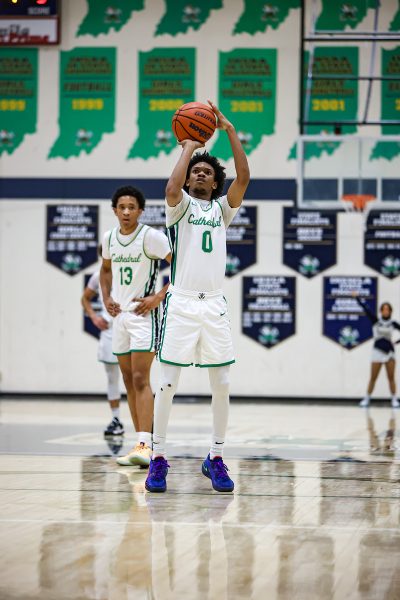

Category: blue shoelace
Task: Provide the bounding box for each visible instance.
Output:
[151,458,169,480]
[211,458,230,480]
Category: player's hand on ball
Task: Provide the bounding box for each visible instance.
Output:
[133,294,162,316]
[179,139,204,151]
[92,315,109,331]
[105,297,121,317]
[207,100,233,131]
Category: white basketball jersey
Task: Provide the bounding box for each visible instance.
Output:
[166,191,239,292]
[106,224,159,311]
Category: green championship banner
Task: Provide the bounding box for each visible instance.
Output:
[370,47,400,161]
[211,49,276,159]
[289,47,358,160]
[316,0,375,31]
[77,0,144,37]
[390,1,400,31]
[128,47,195,160]
[0,48,37,155]
[156,0,222,36]
[49,47,116,159]
[233,0,300,35]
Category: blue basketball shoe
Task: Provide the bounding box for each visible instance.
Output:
[202,454,234,492]
[145,457,169,493]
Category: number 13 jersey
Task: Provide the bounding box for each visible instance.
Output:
[166,190,239,292]
[102,224,170,311]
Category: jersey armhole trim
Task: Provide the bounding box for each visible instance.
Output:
[143,227,158,260]
[108,229,113,251]
[167,198,191,228]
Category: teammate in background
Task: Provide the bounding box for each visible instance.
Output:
[145,100,250,494]
[101,186,171,467]
[81,250,123,438]
[353,293,400,408]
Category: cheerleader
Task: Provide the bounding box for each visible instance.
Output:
[353,293,400,408]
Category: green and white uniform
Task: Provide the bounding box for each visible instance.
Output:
[159,189,239,368]
[102,223,170,355]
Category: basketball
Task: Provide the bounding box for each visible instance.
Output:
[172,101,217,143]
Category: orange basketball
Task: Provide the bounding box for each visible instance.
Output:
[172,101,216,143]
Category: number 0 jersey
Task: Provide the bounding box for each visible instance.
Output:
[102,224,169,311]
[166,190,239,292]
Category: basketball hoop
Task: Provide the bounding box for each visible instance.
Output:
[341,194,376,213]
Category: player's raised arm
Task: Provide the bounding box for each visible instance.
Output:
[166,139,204,207]
[208,100,250,208]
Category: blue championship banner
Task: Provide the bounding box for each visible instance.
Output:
[83,273,100,339]
[46,205,98,275]
[364,210,400,279]
[283,208,337,277]
[323,276,377,349]
[242,276,296,348]
[140,204,169,272]
[226,206,257,277]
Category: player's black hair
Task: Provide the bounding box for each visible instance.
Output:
[380,302,393,315]
[98,243,102,257]
[185,151,226,200]
[111,185,146,209]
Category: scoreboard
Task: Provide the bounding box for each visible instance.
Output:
[0,0,60,45]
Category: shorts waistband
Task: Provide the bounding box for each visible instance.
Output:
[169,284,223,300]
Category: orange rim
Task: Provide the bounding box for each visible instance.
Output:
[341,194,376,211]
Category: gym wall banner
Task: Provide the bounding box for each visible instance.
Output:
[323,276,377,349]
[289,46,358,160]
[0,47,38,155]
[364,210,400,279]
[315,0,375,31]
[83,273,100,339]
[77,0,144,37]
[155,0,222,36]
[128,47,195,159]
[46,205,99,276]
[370,47,400,161]
[283,208,337,278]
[211,48,277,159]
[390,4,400,31]
[140,204,169,271]
[226,206,257,277]
[233,0,300,35]
[48,47,116,158]
[242,276,296,348]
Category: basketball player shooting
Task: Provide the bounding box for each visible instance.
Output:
[145,100,250,493]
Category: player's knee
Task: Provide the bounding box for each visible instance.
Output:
[120,369,133,390]
[159,374,180,391]
[210,367,230,392]
[132,370,148,392]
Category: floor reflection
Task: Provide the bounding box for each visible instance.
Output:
[2,401,400,599]
[366,409,396,456]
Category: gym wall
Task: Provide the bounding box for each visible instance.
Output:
[0,0,399,398]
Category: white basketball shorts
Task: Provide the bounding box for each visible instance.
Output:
[112,306,160,355]
[98,325,118,364]
[158,285,235,368]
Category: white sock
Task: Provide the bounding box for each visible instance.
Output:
[138,431,152,446]
[111,407,120,419]
[152,364,181,458]
[208,366,230,459]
